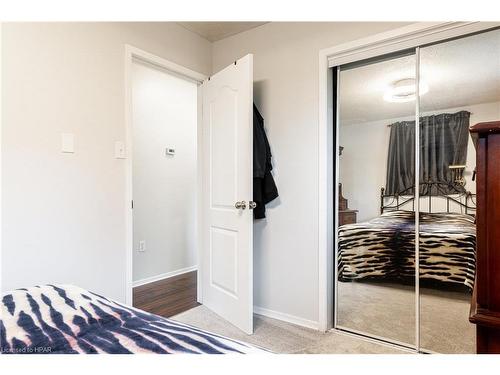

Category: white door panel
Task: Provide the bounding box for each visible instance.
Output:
[210,86,238,208]
[201,55,253,334]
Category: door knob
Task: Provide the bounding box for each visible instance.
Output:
[249,201,257,209]
[235,201,247,210]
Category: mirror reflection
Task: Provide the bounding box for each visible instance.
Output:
[337,52,416,346]
[418,29,500,354]
[336,28,500,353]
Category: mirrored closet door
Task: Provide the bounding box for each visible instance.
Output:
[337,51,417,348]
[418,28,500,354]
[335,27,500,353]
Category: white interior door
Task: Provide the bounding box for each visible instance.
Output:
[201,54,254,334]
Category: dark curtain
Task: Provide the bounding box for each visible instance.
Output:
[385,110,470,196]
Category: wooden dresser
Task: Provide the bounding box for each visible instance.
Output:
[469,121,500,354]
[338,183,358,225]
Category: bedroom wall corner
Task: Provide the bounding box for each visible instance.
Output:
[0,22,211,302]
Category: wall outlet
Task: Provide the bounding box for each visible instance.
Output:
[138,240,146,252]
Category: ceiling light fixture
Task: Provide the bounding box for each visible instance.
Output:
[383,78,429,103]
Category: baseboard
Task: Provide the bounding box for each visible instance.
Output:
[254,305,319,330]
[133,265,197,288]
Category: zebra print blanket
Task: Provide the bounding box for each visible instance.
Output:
[0,285,265,354]
[338,210,476,291]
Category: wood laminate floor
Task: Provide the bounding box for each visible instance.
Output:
[133,271,199,318]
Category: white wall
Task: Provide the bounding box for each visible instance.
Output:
[212,22,411,326]
[132,60,197,283]
[339,117,391,222]
[1,23,211,301]
[340,101,500,221]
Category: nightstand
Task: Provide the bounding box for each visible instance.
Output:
[338,183,358,225]
[339,209,358,225]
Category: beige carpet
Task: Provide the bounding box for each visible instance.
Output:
[172,305,406,354]
[172,282,474,354]
[337,281,475,354]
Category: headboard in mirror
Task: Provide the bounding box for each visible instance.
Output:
[380,181,476,215]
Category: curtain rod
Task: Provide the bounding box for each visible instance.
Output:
[386,111,473,127]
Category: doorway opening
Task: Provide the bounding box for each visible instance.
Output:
[124,46,206,318]
[125,48,256,334]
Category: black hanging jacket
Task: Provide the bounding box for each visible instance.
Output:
[253,104,278,219]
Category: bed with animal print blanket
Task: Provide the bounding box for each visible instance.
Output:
[338,210,476,291]
[0,285,266,354]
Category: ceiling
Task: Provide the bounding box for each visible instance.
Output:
[178,22,268,42]
[340,29,500,125]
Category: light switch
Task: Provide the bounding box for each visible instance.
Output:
[61,133,75,153]
[139,240,146,252]
[115,141,126,159]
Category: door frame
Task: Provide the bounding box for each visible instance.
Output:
[124,45,207,305]
[317,21,500,335]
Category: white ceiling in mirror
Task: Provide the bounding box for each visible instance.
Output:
[339,29,500,126]
[177,22,268,42]
[383,78,429,103]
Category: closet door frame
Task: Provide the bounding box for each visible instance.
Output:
[318,21,500,352]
